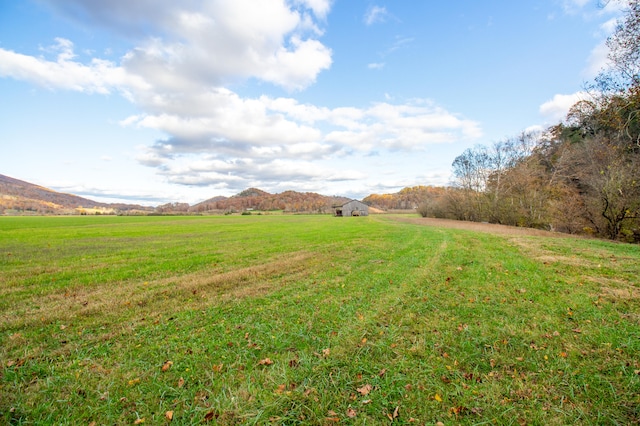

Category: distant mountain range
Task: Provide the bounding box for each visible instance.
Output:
[0,173,442,215]
[0,174,152,214]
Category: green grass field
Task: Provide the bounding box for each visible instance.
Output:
[1,215,639,425]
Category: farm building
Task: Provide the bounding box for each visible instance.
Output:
[333,200,369,217]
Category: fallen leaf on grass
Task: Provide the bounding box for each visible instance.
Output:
[165,411,173,421]
[325,417,340,423]
[322,348,331,357]
[386,406,400,421]
[258,358,273,366]
[378,368,387,377]
[346,407,357,418]
[8,358,25,368]
[357,384,372,396]
[177,377,185,388]
[161,361,173,372]
[212,363,224,372]
[204,410,218,422]
[133,419,145,424]
[434,394,443,402]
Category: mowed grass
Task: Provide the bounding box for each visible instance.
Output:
[0,215,639,425]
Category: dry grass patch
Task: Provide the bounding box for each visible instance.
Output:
[595,278,640,300]
[1,251,319,331]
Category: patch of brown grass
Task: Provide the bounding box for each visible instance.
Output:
[1,251,320,331]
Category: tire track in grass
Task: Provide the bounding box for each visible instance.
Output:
[262,222,454,423]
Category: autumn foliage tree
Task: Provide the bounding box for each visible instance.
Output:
[443,0,640,241]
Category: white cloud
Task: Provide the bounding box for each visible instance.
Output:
[0,41,148,95]
[294,0,333,19]
[562,0,590,14]
[126,92,481,190]
[364,5,388,25]
[368,62,385,70]
[599,16,619,34]
[1,1,483,194]
[584,40,610,78]
[39,0,333,92]
[539,91,590,122]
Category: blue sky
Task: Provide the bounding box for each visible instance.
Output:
[0,0,623,205]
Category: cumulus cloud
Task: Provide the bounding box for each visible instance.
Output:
[294,0,333,19]
[0,38,147,95]
[539,91,590,122]
[1,0,483,193]
[124,89,481,191]
[38,0,332,91]
[584,40,611,78]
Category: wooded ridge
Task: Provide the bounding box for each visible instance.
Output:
[0,173,429,215]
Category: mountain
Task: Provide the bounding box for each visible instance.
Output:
[0,174,152,215]
[1,173,447,216]
[191,188,350,213]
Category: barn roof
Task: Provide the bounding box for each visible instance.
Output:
[333,199,368,207]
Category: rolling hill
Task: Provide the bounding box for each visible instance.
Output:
[190,188,351,213]
[0,174,151,215]
[1,173,445,215]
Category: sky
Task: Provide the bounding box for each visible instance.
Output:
[0,0,625,205]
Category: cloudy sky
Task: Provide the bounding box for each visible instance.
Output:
[0,0,624,205]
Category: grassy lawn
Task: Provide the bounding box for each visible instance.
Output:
[1,215,639,425]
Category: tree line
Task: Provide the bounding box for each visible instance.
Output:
[419,0,640,242]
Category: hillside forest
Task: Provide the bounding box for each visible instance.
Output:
[414,1,640,242]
